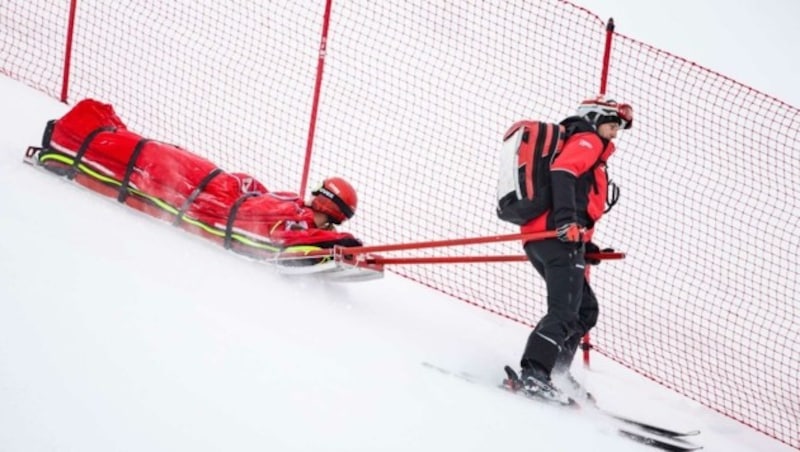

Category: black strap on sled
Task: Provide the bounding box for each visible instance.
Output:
[224,192,260,250]
[117,138,152,203]
[174,167,223,226]
[67,125,117,180]
[41,120,57,148]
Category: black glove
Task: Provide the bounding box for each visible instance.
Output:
[585,241,614,265]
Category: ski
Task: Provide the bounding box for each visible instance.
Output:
[608,413,701,438]
[422,362,703,451]
[617,427,703,451]
[501,365,702,450]
[504,365,703,450]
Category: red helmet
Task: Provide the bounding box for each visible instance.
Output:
[310,177,358,225]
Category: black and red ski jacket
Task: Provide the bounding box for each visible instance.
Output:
[520,116,616,239]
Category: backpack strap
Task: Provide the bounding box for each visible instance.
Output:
[522,122,547,198]
[523,122,561,199]
[542,123,562,158]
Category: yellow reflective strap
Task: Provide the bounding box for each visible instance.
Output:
[282,245,322,255]
[281,245,331,263]
[39,152,283,253]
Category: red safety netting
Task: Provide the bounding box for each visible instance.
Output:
[3,0,798,447]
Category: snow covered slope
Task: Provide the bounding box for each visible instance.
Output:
[0,77,790,451]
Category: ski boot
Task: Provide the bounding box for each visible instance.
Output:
[509,365,575,406]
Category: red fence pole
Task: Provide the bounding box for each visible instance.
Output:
[599,17,615,96]
[581,332,593,367]
[299,0,333,197]
[60,0,78,103]
[585,17,617,368]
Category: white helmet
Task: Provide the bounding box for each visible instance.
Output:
[576,96,633,130]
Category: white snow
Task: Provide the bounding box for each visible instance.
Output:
[2,2,798,450]
[0,75,792,452]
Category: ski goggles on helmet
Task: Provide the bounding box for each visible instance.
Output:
[615,103,633,130]
[578,98,634,130]
[311,186,355,222]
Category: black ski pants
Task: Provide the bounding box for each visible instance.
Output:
[520,239,599,376]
